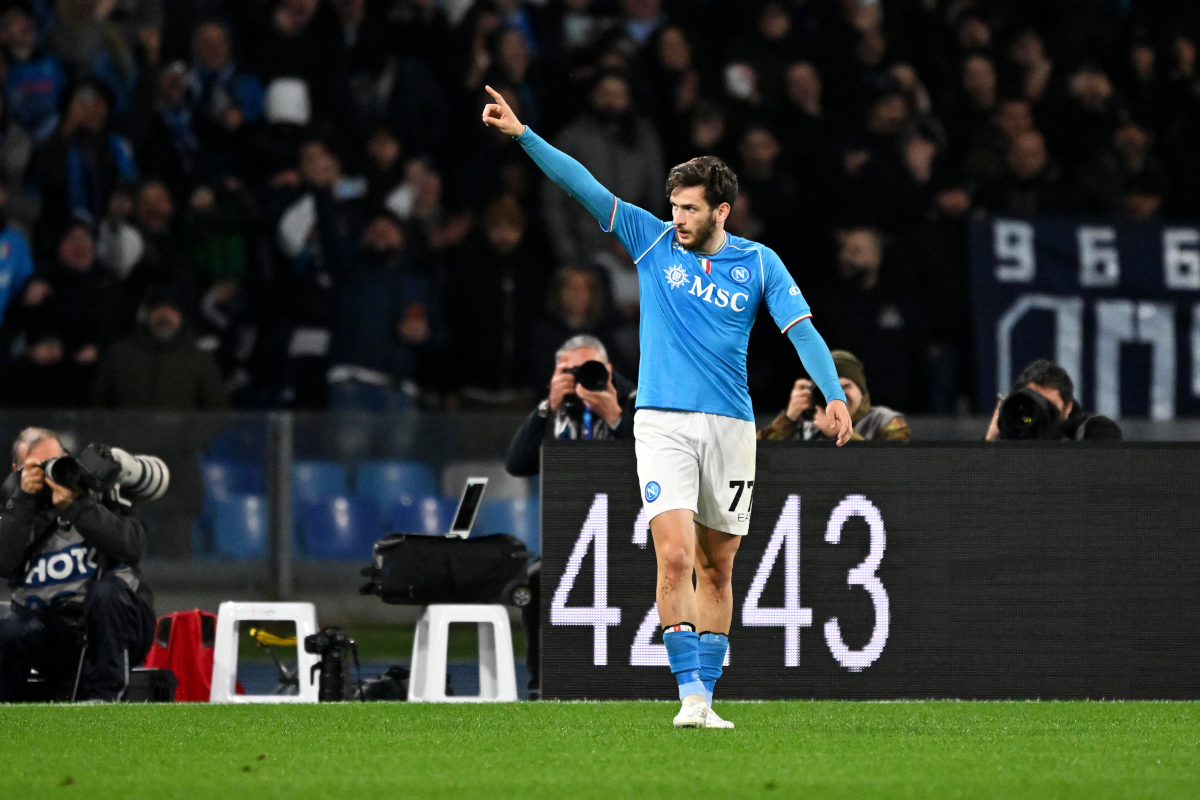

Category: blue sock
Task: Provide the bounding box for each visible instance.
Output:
[662,623,705,701]
[699,632,728,705]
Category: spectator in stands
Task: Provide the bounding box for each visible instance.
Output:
[977,130,1075,214]
[962,98,1035,189]
[1078,121,1169,216]
[542,71,664,264]
[0,93,39,235]
[327,212,445,411]
[736,125,800,263]
[125,61,201,196]
[986,359,1122,441]
[93,284,226,409]
[0,5,66,143]
[9,220,131,383]
[644,26,700,165]
[1047,63,1121,171]
[51,0,144,114]
[31,79,137,242]
[759,350,910,442]
[529,265,621,389]
[186,20,265,140]
[622,0,664,47]
[448,196,548,401]
[813,228,926,411]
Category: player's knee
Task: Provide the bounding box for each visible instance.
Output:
[657,545,692,584]
[699,560,734,593]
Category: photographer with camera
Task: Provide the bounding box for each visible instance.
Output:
[504,334,633,699]
[758,350,911,442]
[505,334,636,477]
[986,359,1122,441]
[0,427,169,702]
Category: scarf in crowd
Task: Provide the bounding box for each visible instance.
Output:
[67,133,137,221]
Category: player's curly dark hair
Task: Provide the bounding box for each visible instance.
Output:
[665,156,739,210]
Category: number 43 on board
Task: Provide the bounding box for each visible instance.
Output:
[550,494,890,672]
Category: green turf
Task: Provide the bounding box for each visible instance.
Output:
[4,702,1199,799]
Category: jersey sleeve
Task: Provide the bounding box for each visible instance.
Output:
[609,199,672,266]
[516,127,669,265]
[760,247,812,333]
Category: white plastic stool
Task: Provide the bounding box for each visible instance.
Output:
[408,604,518,702]
[210,601,319,703]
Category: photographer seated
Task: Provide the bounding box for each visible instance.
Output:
[505,334,636,477]
[758,350,911,442]
[0,428,161,702]
[986,359,1122,441]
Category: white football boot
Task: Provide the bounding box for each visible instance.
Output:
[672,694,710,727]
[702,705,735,728]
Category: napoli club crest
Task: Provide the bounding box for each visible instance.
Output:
[729,265,751,284]
[645,481,661,502]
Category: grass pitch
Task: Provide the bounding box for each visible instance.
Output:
[5,701,1199,799]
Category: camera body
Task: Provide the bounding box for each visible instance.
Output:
[304,627,358,702]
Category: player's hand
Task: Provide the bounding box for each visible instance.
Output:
[784,379,814,422]
[576,371,622,428]
[826,399,853,446]
[20,458,45,496]
[482,85,526,137]
[547,369,576,412]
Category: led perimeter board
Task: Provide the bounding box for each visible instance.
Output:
[540,441,1200,700]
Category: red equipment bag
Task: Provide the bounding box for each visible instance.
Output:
[143,609,240,702]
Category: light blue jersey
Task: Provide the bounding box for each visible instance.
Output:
[607,200,812,420]
[516,127,845,422]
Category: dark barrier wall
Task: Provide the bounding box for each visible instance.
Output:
[541,441,1200,700]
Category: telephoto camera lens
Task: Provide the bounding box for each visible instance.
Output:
[41,457,85,491]
[567,360,610,392]
[997,388,1061,440]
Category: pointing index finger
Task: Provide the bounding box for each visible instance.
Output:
[484,85,506,105]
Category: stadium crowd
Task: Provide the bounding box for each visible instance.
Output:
[0,0,1196,415]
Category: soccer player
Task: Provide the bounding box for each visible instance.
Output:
[482,86,851,727]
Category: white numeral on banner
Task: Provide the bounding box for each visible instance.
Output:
[550,493,621,665]
[741,495,812,667]
[823,495,889,672]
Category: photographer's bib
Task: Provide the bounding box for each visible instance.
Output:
[11,522,139,611]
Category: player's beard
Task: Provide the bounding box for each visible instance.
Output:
[677,211,719,252]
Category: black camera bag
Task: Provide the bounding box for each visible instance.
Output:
[360,533,535,606]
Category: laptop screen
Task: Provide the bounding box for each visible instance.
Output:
[448,478,488,537]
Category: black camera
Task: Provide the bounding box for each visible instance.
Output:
[561,360,610,417]
[304,626,360,702]
[41,444,122,493]
[799,383,827,422]
[997,388,1063,440]
[566,360,609,392]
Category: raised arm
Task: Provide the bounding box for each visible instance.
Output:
[482,86,614,228]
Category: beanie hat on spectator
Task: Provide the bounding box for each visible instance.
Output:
[830,350,867,395]
[264,78,311,126]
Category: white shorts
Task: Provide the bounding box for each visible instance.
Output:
[634,409,757,536]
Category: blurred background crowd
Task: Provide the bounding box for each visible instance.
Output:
[0,0,1197,417]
